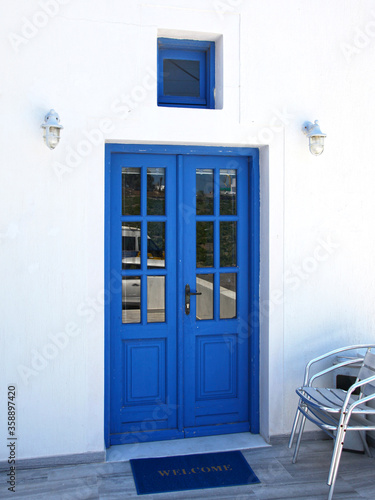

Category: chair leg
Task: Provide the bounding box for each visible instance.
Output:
[288,406,302,449]
[292,410,307,464]
[328,476,338,500]
[328,426,344,485]
[328,419,351,500]
[327,428,346,500]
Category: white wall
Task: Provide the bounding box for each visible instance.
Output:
[1,0,375,459]
[240,0,375,437]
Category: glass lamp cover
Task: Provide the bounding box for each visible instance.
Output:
[309,136,324,156]
[46,127,60,149]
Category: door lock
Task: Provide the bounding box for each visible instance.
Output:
[185,284,202,315]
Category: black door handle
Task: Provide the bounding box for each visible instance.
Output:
[185,284,202,315]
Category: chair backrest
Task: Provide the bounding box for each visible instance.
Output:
[357,348,375,398]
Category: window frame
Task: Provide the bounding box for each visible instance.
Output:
[157,38,215,109]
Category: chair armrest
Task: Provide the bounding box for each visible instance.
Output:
[302,344,375,386]
[343,374,375,415]
[308,358,364,386]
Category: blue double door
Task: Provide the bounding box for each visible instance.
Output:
[108,148,258,444]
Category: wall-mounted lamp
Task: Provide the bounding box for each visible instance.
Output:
[41,109,63,149]
[302,120,326,156]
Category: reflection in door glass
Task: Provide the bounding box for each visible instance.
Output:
[147,222,165,269]
[220,221,237,267]
[196,221,214,268]
[122,222,141,270]
[122,168,141,215]
[196,274,214,320]
[122,276,141,323]
[220,273,236,319]
[220,169,237,215]
[196,169,214,215]
[147,276,165,323]
[147,168,165,215]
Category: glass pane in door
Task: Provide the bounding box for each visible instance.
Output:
[220,221,237,267]
[122,168,141,215]
[122,222,141,270]
[122,276,141,323]
[147,222,165,269]
[147,276,165,323]
[196,221,214,268]
[220,273,237,319]
[220,169,237,215]
[196,169,214,215]
[196,274,214,320]
[147,168,165,215]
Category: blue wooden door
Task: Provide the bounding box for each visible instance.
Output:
[109,153,182,443]
[107,147,258,445]
[182,155,250,435]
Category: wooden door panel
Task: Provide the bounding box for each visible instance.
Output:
[109,153,180,442]
[182,155,250,433]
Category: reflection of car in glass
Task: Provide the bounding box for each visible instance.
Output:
[122,226,165,268]
[122,277,141,309]
[122,226,165,309]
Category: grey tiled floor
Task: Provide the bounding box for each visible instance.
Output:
[1,439,375,499]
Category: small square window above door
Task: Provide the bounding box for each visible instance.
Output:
[157,38,215,109]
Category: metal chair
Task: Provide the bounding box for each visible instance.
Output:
[288,344,375,500]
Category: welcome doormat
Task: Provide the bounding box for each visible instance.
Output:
[130,450,260,495]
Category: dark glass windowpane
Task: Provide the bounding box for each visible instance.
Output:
[122,223,141,270]
[122,168,141,215]
[147,168,165,215]
[196,221,214,268]
[147,222,165,269]
[220,169,237,215]
[196,169,214,215]
[220,221,237,267]
[163,59,200,97]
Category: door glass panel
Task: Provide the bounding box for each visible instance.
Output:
[196,221,214,268]
[122,222,141,270]
[147,222,165,269]
[220,221,237,267]
[163,59,200,97]
[122,276,141,323]
[147,276,165,323]
[220,169,237,215]
[196,274,214,320]
[196,169,214,215]
[220,273,236,319]
[122,168,141,215]
[147,168,165,215]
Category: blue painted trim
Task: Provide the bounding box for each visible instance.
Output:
[184,422,250,438]
[106,144,258,157]
[207,42,215,109]
[157,38,215,109]
[104,145,112,448]
[177,155,184,433]
[249,150,260,434]
[110,429,184,445]
[158,38,214,51]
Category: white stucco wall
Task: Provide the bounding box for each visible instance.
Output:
[1,0,375,460]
